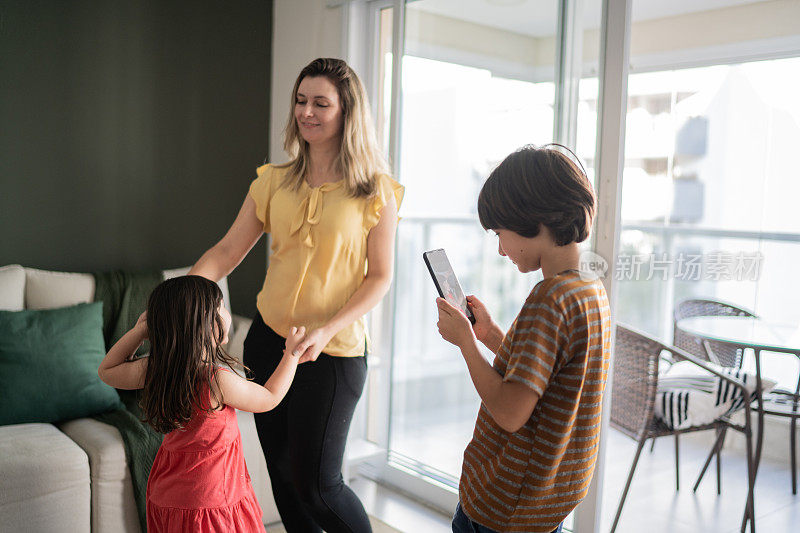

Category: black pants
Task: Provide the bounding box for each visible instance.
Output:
[243,313,371,533]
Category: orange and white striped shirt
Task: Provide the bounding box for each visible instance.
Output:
[460,270,611,532]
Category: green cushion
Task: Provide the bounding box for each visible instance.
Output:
[0,302,122,426]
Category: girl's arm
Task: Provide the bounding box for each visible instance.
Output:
[294,195,399,362]
[98,313,149,390]
[213,327,305,413]
[189,195,265,282]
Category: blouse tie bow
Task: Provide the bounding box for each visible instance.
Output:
[290,184,332,247]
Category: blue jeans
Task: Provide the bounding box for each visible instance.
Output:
[452,502,564,533]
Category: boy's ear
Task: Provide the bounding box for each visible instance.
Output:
[537,223,551,240]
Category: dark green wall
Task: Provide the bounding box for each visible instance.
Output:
[0,0,272,316]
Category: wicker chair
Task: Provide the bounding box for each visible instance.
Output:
[673,298,756,367]
[610,324,756,533]
[760,384,800,494]
[670,299,758,493]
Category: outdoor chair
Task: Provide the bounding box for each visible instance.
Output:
[673,298,756,367]
[610,324,756,533]
[668,298,756,491]
[692,338,800,496]
[759,384,800,493]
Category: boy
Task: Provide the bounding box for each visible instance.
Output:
[436,145,611,533]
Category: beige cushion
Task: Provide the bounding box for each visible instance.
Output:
[0,264,25,311]
[227,314,252,364]
[24,267,95,310]
[58,418,140,533]
[237,409,280,524]
[163,266,232,314]
[19,266,231,313]
[0,423,90,532]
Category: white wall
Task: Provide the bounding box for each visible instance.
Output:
[269,0,346,164]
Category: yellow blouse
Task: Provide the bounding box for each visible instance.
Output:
[248,164,404,356]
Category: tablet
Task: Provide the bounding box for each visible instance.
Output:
[423,248,476,324]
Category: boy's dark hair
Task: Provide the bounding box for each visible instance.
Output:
[477,144,596,246]
[140,275,240,434]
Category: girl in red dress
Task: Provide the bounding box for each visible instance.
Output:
[98,275,305,532]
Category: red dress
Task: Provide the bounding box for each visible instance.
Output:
[146,376,264,532]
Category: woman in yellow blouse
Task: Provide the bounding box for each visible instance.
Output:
[189,58,402,532]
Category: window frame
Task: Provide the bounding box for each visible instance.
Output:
[342,2,630,532]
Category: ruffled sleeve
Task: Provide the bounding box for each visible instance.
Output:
[365,174,404,231]
[248,164,274,232]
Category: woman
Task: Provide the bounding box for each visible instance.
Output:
[188,58,403,532]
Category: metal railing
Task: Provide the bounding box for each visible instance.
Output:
[399,214,800,341]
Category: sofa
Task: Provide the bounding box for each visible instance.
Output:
[0,264,280,531]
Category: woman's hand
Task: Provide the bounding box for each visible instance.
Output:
[436,298,476,349]
[284,326,307,360]
[293,327,333,364]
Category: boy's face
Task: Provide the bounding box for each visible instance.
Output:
[494,227,551,273]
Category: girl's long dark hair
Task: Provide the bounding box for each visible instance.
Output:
[140,275,240,434]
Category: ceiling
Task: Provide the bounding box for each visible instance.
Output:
[410,0,770,37]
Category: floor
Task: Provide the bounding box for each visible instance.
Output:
[351,477,454,532]
[263,477,449,533]
[266,428,798,532]
[266,511,405,533]
[598,428,798,533]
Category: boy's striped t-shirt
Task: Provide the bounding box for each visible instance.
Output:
[460,270,611,532]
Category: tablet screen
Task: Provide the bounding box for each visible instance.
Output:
[423,249,475,323]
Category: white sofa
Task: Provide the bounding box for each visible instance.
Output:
[0,264,280,532]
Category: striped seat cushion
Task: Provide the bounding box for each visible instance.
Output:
[654,361,776,430]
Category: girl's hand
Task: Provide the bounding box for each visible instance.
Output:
[466,295,496,344]
[293,327,334,364]
[284,326,306,360]
[436,298,476,349]
[134,311,148,333]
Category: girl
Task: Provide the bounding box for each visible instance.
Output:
[98,275,305,532]
[187,57,402,532]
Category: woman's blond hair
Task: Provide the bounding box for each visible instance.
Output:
[278,58,390,197]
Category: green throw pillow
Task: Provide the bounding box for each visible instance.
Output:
[0,302,122,426]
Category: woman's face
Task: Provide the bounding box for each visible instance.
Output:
[294,76,343,146]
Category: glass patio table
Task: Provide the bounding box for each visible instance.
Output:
[677,315,800,531]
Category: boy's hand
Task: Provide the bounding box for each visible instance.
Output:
[466,295,496,344]
[436,298,476,349]
[284,326,307,360]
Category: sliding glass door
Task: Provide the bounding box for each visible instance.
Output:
[357,2,604,526]
[389,0,560,487]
